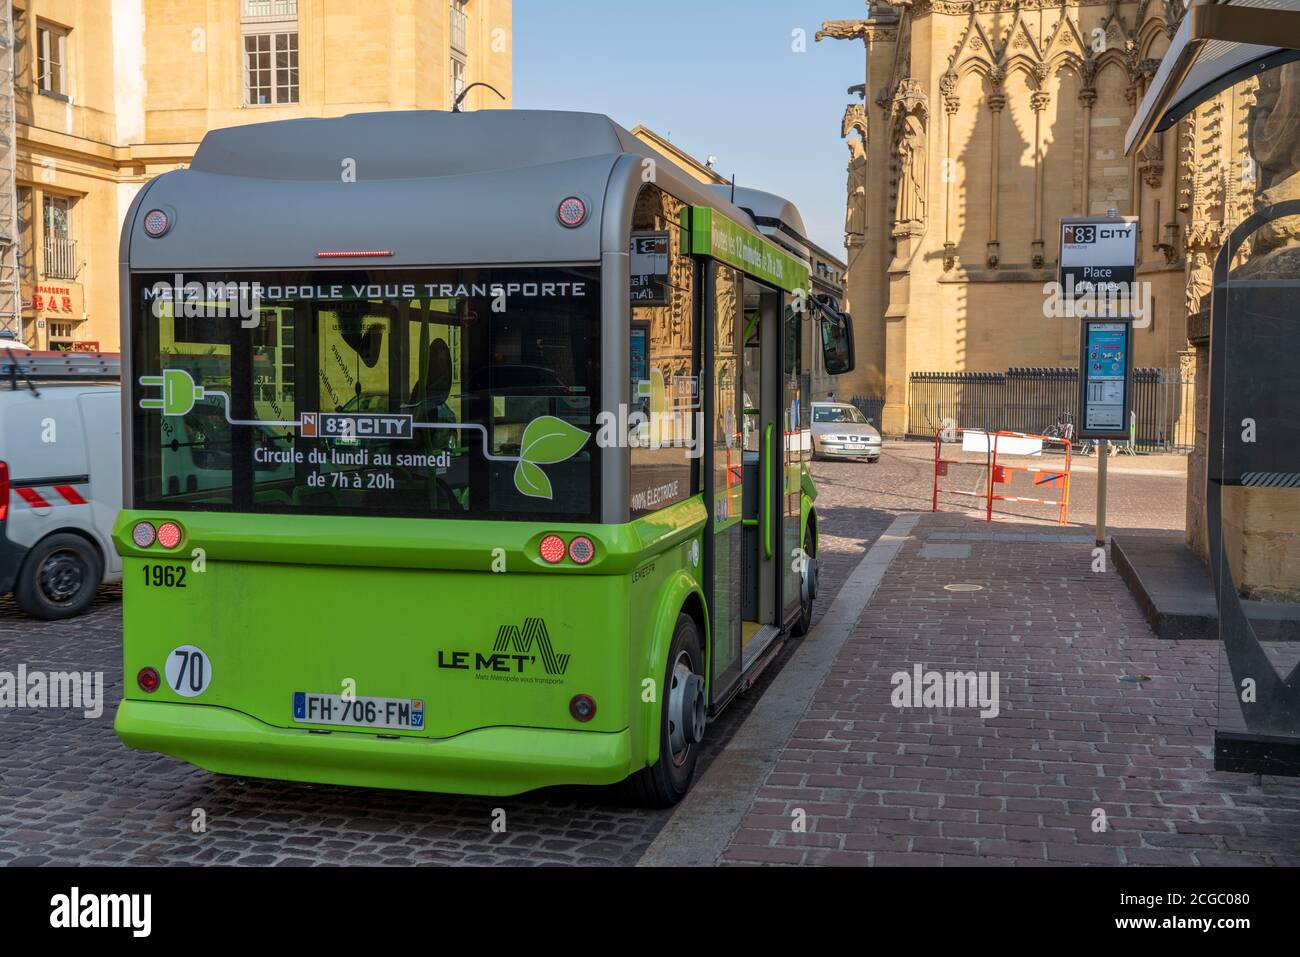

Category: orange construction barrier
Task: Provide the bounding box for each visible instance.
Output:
[932,428,1072,525]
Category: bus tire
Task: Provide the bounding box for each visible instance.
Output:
[621,613,705,807]
[13,532,104,621]
[790,527,816,637]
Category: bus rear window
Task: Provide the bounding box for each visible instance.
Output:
[130,268,601,521]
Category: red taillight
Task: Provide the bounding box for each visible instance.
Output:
[539,534,566,564]
[156,521,183,549]
[137,667,160,693]
[568,535,595,564]
[315,249,393,258]
[557,196,587,228]
[142,208,170,237]
[569,694,597,722]
[0,460,8,522]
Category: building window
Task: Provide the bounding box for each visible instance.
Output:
[450,56,467,108]
[242,0,297,20]
[36,20,67,99]
[43,194,77,280]
[450,0,468,54]
[48,321,76,339]
[242,1,298,105]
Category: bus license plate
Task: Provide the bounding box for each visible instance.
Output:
[292,692,424,731]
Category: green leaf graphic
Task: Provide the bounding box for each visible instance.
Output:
[519,416,589,465]
[514,459,553,499]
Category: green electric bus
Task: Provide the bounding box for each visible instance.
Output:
[113,109,855,805]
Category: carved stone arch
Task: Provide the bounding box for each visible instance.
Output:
[1095,0,1136,53]
[1000,53,1045,91]
[1002,11,1044,62]
[842,102,869,142]
[1137,12,1172,58]
[948,13,998,75]
[1047,48,1086,79]
[952,55,996,103]
[1046,13,1089,63]
[1093,47,1132,82]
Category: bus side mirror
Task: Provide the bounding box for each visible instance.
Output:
[821,311,855,375]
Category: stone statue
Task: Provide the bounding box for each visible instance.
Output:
[895,113,926,227]
[1186,251,1212,318]
[846,138,867,241]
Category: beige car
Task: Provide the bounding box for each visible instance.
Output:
[811,402,881,461]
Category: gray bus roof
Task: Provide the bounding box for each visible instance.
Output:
[122,109,796,273]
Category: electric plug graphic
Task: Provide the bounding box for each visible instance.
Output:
[139,368,205,416]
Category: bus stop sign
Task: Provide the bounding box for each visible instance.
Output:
[1078,318,1134,440]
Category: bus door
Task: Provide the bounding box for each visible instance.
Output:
[739,278,783,671]
[781,292,810,624]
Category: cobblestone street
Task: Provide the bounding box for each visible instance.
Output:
[1,442,1255,867]
[0,448,922,867]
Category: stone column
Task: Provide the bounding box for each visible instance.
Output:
[1031,89,1051,268]
[987,84,1006,268]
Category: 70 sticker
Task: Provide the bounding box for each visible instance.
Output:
[165,645,212,697]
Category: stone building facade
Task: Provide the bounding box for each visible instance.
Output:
[818,0,1251,441]
[6,0,511,352]
[820,0,1286,580]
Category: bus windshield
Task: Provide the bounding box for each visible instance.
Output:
[129,267,601,520]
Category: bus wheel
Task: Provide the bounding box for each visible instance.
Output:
[621,613,705,808]
[14,533,104,621]
[791,529,818,637]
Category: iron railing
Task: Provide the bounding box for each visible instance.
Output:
[907,367,1195,452]
[849,395,886,428]
[43,235,76,279]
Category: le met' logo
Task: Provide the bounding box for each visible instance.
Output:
[437,617,571,682]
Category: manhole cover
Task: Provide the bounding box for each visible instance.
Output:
[944,583,984,592]
[1119,674,1153,683]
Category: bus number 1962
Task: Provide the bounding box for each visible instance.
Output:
[142,564,187,588]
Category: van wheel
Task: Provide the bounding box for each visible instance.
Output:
[14,533,103,620]
[620,614,705,807]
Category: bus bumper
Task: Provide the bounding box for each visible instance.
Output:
[115,700,634,796]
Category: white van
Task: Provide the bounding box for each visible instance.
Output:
[0,351,122,619]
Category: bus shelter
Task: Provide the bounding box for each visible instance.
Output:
[1129,1,1300,775]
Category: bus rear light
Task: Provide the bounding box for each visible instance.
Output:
[315,249,393,259]
[137,667,160,693]
[156,521,183,549]
[131,521,156,548]
[569,694,597,722]
[568,536,595,564]
[539,534,566,564]
[142,208,171,237]
[0,460,8,522]
[557,196,587,228]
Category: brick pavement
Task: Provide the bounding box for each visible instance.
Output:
[720,510,1300,866]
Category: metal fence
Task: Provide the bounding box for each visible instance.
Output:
[907,367,1195,452]
[849,394,886,427]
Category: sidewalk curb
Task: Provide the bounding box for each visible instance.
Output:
[636,512,920,867]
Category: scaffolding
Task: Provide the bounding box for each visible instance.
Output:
[0,1,19,345]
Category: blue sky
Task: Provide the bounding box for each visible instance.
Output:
[513,1,869,260]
